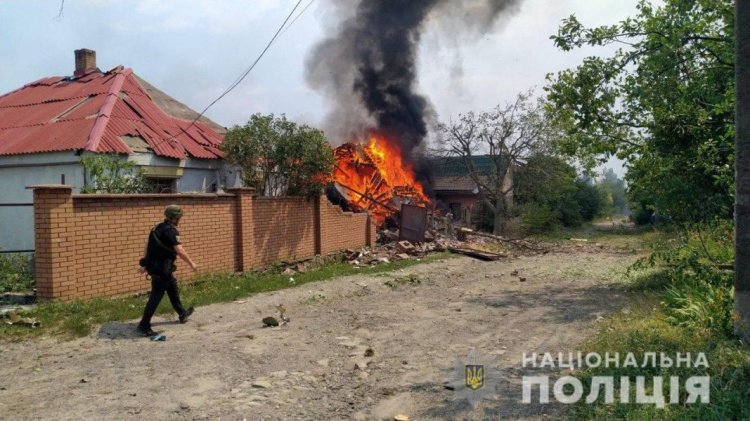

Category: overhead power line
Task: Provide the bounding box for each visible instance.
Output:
[151,0,307,150]
[279,0,316,39]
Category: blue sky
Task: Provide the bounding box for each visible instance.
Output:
[0,0,641,175]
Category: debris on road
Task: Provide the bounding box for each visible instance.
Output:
[1,292,35,305]
[277,304,290,323]
[262,316,280,327]
[397,240,415,254]
[2,312,40,328]
[448,247,506,261]
[263,304,290,327]
[252,380,272,389]
[264,222,549,278]
[353,360,370,370]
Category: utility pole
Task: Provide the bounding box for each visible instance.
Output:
[735,0,750,342]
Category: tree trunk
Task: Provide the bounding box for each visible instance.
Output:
[735,0,750,342]
[493,199,507,235]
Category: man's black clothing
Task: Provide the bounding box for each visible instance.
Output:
[138,275,186,330]
[138,220,187,330]
[146,221,179,266]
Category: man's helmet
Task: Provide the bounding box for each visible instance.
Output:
[164,204,183,219]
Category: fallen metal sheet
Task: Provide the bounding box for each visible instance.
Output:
[399,204,427,243]
[447,247,506,261]
[2,311,40,327]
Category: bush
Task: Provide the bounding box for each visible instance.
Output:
[630,205,653,225]
[0,253,34,292]
[557,194,584,227]
[574,179,603,221]
[221,113,334,197]
[79,154,152,194]
[571,220,747,420]
[632,220,734,338]
[520,203,558,234]
[662,280,733,337]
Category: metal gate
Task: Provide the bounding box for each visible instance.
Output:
[0,203,34,253]
[399,204,427,243]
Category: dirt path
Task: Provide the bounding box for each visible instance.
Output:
[0,246,637,420]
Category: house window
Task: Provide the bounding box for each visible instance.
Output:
[149,178,176,193]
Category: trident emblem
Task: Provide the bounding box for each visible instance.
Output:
[465,364,485,391]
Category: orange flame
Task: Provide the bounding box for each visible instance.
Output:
[332,136,430,225]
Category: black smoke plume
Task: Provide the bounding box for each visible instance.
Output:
[306,0,522,189]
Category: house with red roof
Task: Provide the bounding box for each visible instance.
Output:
[0,49,235,252]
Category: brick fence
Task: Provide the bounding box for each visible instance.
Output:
[29,185,375,301]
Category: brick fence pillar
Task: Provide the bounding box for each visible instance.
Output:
[314,196,322,255]
[27,185,76,300]
[366,213,373,247]
[228,187,256,272]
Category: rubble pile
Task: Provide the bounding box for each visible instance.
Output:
[341,227,544,267]
[267,226,546,276]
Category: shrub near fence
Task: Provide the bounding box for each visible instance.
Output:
[29,185,375,301]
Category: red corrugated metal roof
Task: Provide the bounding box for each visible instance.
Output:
[0,66,224,158]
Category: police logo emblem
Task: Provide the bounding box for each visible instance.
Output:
[465,364,485,391]
[449,348,502,408]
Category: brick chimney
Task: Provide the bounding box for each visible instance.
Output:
[74,48,96,76]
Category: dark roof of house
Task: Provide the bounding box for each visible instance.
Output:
[433,175,480,193]
[432,155,506,193]
[0,66,225,159]
[432,155,500,177]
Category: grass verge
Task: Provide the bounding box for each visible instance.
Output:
[530,224,663,249]
[567,270,750,420]
[0,252,451,342]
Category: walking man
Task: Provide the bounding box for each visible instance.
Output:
[136,205,197,336]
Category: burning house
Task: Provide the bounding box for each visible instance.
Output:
[331,137,431,226]
[307,1,521,227]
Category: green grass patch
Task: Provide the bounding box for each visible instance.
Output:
[529,224,665,251]
[0,252,451,342]
[383,274,421,289]
[568,270,750,420]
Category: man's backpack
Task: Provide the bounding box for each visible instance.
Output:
[140,224,177,277]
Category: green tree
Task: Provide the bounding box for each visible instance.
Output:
[515,154,605,231]
[220,113,335,198]
[545,0,734,224]
[80,154,152,194]
[437,91,555,235]
[516,154,580,227]
[597,168,628,216]
[574,178,604,222]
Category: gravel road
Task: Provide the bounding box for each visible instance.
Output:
[0,245,636,420]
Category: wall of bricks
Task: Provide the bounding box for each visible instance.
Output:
[250,197,317,267]
[30,185,375,301]
[319,197,375,255]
